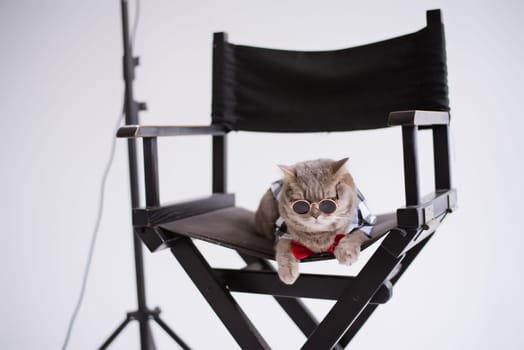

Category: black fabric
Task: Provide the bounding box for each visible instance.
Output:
[212,11,448,132]
[159,207,397,261]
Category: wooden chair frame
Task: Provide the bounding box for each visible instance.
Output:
[108,3,456,348]
[117,109,456,349]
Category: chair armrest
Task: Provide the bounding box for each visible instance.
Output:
[389,109,453,207]
[381,189,457,258]
[123,124,231,226]
[117,124,227,138]
[133,194,235,227]
[388,110,450,126]
[396,189,457,229]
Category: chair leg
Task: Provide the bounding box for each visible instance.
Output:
[337,232,435,347]
[168,233,434,349]
[238,254,346,350]
[388,232,433,286]
[301,247,402,350]
[273,298,345,350]
[170,238,270,350]
[274,297,317,336]
[337,304,379,347]
[239,255,318,334]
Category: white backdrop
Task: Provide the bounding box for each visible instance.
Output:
[2,0,523,349]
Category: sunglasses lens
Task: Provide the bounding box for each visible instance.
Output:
[292,200,310,214]
[319,200,337,214]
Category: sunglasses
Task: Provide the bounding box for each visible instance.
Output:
[289,198,338,215]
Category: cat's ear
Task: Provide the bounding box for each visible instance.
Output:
[332,157,349,175]
[278,164,296,178]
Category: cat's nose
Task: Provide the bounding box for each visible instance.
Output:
[311,203,320,219]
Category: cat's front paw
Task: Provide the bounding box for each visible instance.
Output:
[277,258,299,284]
[334,235,361,265]
[275,239,300,284]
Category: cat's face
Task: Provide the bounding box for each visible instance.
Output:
[278,158,357,234]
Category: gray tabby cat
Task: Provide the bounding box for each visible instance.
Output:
[254,158,369,284]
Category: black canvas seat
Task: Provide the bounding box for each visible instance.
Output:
[112,8,457,350]
[155,207,397,261]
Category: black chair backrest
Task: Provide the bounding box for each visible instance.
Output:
[211,9,448,133]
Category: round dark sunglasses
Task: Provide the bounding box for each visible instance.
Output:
[289,198,338,215]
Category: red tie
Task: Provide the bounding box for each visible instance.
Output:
[290,234,346,260]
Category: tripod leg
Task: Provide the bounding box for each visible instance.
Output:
[99,315,133,350]
[152,312,192,350]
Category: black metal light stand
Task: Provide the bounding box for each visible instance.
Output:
[99,1,190,349]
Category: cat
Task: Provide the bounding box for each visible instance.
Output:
[254,158,372,284]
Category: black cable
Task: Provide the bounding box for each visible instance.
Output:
[61,1,140,349]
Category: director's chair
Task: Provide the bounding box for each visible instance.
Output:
[116,8,456,349]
